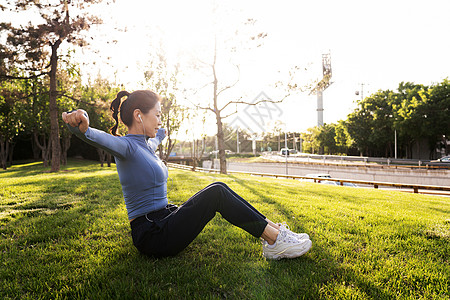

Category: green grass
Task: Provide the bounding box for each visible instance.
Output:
[1,160,449,299]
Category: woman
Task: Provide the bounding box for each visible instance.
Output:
[62,90,312,259]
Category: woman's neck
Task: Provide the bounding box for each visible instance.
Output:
[127,125,143,135]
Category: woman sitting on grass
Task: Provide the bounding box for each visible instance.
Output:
[62,90,312,259]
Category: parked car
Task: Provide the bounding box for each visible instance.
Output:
[210,150,233,155]
[305,173,331,179]
[280,148,290,156]
[301,173,331,183]
[432,155,450,163]
[320,180,358,187]
[428,155,450,169]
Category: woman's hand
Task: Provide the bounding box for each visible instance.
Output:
[62,109,89,134]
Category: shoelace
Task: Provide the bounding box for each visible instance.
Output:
[279,222,291,231]
[279,222,299,238]
[279,222,307,238]
[277,229,298,244]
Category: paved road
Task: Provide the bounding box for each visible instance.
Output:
[204,159,450,187]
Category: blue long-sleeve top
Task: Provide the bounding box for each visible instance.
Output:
[67,120,168,220]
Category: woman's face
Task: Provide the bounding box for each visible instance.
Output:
[141,102,162,138]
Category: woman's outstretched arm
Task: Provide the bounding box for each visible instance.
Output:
[62,109,129,160]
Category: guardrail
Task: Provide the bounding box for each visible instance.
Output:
[264,154,450,170]
[167,163,450,195]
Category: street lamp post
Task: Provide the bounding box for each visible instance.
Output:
[394,129,397,159]
[389,114,398,159]
[285,131,288,175]
[236,128,239,154]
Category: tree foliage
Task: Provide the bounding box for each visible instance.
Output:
[1,0,104,171]
[0,80,25,169]
[344,80,449,158]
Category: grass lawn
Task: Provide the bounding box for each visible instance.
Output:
[1,160,449,299]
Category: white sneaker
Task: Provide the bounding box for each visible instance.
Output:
[278,222,310,240]
[262,230,312,260]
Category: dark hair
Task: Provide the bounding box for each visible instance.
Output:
[110,90,161,136]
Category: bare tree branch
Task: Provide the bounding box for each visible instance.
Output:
[193,103,215,113]
[218,96,242,112]
[220,93,290,112]
[183,96,215,113]
[196,58,212,68]
[191,81,214,95]
[217,65,240,97]
[222,110,238,119]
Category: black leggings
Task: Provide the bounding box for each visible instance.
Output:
[130,182,268,257]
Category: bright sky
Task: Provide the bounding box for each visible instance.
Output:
[4,0,450,137]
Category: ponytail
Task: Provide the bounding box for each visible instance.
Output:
[110,90,130,136]
[109,90,160,136]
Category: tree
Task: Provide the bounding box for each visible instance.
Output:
[316,123,340,155]
[1,0,103,172]
[16,53,81,167]
[345,106,370,156]
[393,82,429,158]
[55,54,83,165]
[364,90,395,157]
[203,41,298,173]
[0,80,23,169]
[344,80,448,159]
[29,78,52,167]
[421,78,450,157]
[301,127,321,154]
[334,120,354,155]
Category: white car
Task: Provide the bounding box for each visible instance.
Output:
[305,173,331,179]
[279,148,290,156]
[320,180,358,187]
[300,173,331,183]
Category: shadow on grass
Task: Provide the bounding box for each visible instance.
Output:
[225,174,396,299]
[1,171,124,244]
[0,161,47,178]
[0,159,113,179]
[0,165,132,298]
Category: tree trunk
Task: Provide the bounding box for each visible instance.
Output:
[163,138,176,163]
[34,132,51,167]
[31,93,40,161]
[192,140,197,171]
[106,152,112,167]
[8,141,14,167]
[97,148,106,167]
[49,41,62,172]
[96,150,113,167]
[212,51,227,174]
[60,135,71,166]
[216,111,227,174]
[0,138,8,170]
[31,134,41,161]
[162,103,171,162]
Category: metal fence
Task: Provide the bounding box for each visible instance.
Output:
[167,163,450,196]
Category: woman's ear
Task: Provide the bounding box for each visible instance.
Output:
[133,109,142,123]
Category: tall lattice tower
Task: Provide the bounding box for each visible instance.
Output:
[310,53,333,126]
